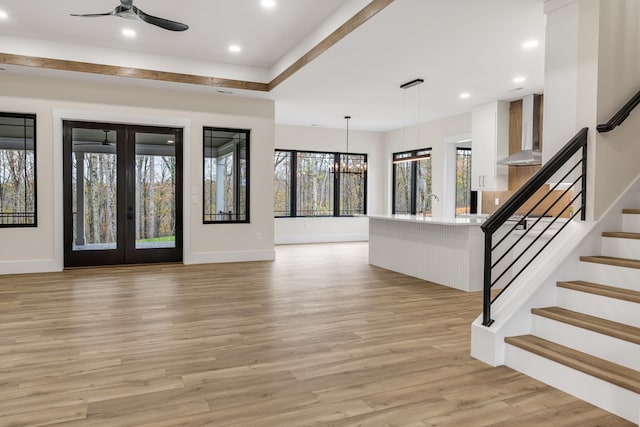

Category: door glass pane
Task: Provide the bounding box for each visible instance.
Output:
[135,132,176,249]
[71,129,117,251]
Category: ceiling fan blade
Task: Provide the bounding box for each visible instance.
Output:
[70,12,114,18]
[133,6,189,31]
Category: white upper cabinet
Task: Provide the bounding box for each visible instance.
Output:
[471,101,509,191]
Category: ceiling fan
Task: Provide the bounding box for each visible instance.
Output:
[101,130,115,146]
[71,0,189,32]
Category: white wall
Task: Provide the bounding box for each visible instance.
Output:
[274,124,384,244]
[543,0,579,164]
[0,73,275,274]
[383,113,472,217]
[591,0,640,219]
[544,0,640,220]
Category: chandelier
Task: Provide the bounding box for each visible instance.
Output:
[331,115,366,174]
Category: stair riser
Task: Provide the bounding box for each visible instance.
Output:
[557,288,640,327]
[532,315,640,370]
[579,262,640,292]
[622,213,640,233]
[505,344,639,424]
[601,237,640,259]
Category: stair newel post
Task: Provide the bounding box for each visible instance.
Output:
[482,230,494,326]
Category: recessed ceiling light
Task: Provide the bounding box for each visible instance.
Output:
[522,40,539,49]
[513,76,526,84]
[261,0,276,8]
[228,44,242,53]
[0,10,8,20]
[459,93,470,99]
[122,28,136,38]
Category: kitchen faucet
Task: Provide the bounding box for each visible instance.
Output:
[422,193,439,215]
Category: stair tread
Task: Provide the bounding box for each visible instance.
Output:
[557,280,640,304]
[505,335,640,394]
[602,231,640,240]
[532,306,640,345]
[580,255,640,269]
[622,209,640,214]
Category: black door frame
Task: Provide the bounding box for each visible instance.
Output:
[63,120,183,267]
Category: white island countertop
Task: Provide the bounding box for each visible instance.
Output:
[368,214,486,291]
[368,214,486,226]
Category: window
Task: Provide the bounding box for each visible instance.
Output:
[0,113,37,227]
[273,150,292,217]
[273,150,367,217]
[296,151,334,216]
[456,147,476,215]
[392,149,432,215]
[339,153,367,216]
[203,127,249,223]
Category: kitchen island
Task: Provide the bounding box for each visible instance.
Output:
[368,214,486,292]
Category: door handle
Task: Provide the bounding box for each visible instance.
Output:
[127,207,134,220]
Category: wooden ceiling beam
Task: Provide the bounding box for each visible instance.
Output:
[0,0,396,93]
[0,53,270,92]
[267,0,395,91]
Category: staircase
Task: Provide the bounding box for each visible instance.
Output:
[504,209,640,424]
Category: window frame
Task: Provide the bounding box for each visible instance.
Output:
[455,147,477,215]
[391,148,432,216]
[0,112,37,228]
[202,126,250,224]
[337,152,368,217]
[274,149,368,218]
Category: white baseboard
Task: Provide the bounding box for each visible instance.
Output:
[274,233,368,245]
[185,249,276,264]
[0,259,62,275]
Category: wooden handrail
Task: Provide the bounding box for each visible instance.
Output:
[596,89,640,133]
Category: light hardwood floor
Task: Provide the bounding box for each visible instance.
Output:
[0,243,632,426]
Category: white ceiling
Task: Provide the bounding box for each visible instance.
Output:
[0,0,547,132]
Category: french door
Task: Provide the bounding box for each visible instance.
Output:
[63,121,183,267]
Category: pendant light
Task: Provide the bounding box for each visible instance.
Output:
[393,78,425,164]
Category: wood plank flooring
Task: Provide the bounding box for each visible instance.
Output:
[0,242,632,426]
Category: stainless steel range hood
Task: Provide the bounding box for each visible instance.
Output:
[498,94,542,166]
